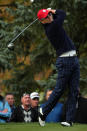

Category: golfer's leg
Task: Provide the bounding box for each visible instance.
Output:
[42,60,70,117]
[66,59,80,122]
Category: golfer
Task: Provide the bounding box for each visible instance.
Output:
[37,9,80,127]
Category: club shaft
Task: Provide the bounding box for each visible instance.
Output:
[9,18,38,44]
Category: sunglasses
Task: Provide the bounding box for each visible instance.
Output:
[32,97,39,100]
[40,16,49,21]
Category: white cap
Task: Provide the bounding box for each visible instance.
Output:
[30,92,39,99]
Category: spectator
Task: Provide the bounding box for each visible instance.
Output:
[74,93,87,124]
[45,89,53,101]
[10,93,38,122]
[30,92,39,108]
[5,93,15,113]
[41,89,63,123]
[62,93,87,124]
[0,88,11,123]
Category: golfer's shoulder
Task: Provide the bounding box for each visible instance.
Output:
[55,9,66,15]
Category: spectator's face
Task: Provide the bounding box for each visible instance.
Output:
[30,98,39,108]
[5,95,15,107]
[45,90,53,100]
[21,95,30,106]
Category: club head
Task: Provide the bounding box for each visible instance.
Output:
[8,43,14,51]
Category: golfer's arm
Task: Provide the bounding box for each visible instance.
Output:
[53,9,66,27]
[49,9,56,14]
[47,9,66,16]
[56,9,66,21]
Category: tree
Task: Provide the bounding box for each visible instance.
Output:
[0,0,87,103]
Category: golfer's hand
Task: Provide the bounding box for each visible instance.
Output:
[47,8,56,14]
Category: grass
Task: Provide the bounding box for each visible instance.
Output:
[0,123,87,131]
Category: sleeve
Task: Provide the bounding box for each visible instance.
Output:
[50,9,66,29]
[32,107,38,122]
[0,101,11,118]
[10,106,24,122]
[10,108,17,122]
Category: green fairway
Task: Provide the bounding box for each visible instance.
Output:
[0,123,87,131]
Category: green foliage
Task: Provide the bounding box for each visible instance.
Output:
[0,0,87,103]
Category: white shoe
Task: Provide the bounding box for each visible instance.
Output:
[38,116,45,126]
[38,108,45,127]
[61,121,73,127]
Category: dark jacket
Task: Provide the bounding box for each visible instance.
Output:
[62,96,87,124]
[43,10,76,56]
[75,96,87,124]
[10,105,38,122]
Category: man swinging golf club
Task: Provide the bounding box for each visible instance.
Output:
[37,8,80,127]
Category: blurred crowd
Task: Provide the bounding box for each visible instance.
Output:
[0,88,87,124]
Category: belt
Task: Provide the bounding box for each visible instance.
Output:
[59,50,77,57]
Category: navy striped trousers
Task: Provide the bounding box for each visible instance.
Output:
[42,56,80,122]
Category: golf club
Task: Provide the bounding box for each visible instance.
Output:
[8,18,38,50]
